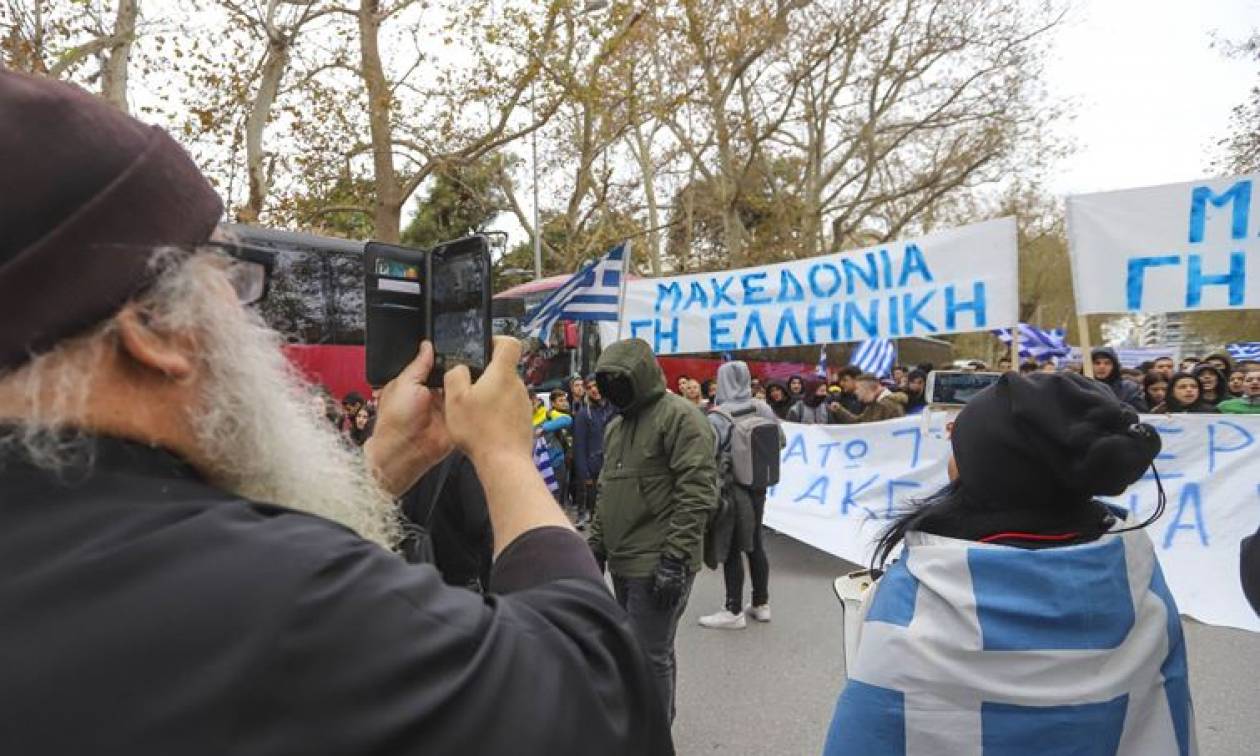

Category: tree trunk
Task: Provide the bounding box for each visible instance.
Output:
[631,123,662,275]
[100,0,138,112]
[358,0,401,242]
[239,35,290,224]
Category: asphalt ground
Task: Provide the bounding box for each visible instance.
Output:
[669,531,1260,756]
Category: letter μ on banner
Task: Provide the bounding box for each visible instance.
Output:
[1066,173,1260,315]
[615,218,1018,356]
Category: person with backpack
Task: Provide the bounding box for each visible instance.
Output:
[698,362,786,630]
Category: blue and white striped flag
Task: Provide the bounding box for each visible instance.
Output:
[851,338,896,378]
[533,435,560,495]
[816,345,828,378]
[523,242,627,344]
[825,522,1194,755]
[993,323,1071,361]
[1226,342,1260,363]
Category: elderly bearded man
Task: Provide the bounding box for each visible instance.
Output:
[0,71,670,755]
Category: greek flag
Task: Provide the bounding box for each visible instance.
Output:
[533,435,560,495]
[825,522,1195,755]
[1227,342,1260,363]
[522,243,626,344]
[851,339,896,378]
[816,345,828,378]
[993,323,1071,361]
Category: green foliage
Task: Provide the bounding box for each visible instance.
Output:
[401,158,509,249]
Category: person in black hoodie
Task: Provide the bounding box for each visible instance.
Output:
[1192,363,1229,406]
[1089,347,1147,411]
[765,380,794,420]
[787,375,806,402]
[1151,372,1219,414]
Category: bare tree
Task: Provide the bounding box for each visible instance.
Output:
[3,0,142,111]
[348,0,575,241]
[783,0,1065,255]
[204,0,350,222]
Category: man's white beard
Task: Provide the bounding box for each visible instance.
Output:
[191,294,401,550]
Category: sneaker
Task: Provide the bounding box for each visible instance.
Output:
[698,609,747,629]
[745,604,772,623]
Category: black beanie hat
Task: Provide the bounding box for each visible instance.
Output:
[0,70,224,372]
[951,372,1161,508]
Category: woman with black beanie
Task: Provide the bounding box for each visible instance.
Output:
[824,372,1194,755]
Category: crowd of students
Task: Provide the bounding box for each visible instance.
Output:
[320,348,1259,505]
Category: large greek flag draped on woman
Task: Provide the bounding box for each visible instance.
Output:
[824,524,1195,755]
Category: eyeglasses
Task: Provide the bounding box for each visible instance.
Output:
[90,238,276,306]
[200,239,275,305]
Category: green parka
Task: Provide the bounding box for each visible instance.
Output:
[587,339,719,577]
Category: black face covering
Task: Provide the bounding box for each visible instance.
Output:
[596,372,635,410]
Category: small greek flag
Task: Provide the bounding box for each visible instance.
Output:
[522,243,626,345]
[825,523,1195,755]
[533,435,560,495]
[851,339,896,378]
[816,345,828,378]
[993,323,1071,361]
[1227,342,1260,363]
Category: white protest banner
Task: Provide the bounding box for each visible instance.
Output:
[617,218,1018,356]
[1066,173,1260,315]
[766,413,1260,632]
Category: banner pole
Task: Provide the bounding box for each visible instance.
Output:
[1077,314,1094,378]
[1009,325,1020,370]
[615,240,632,342]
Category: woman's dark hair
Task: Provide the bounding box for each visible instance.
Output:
[1142,370,1168,407]
[348,406,376,446]
[873,482,968,567]
[1164,372,1204,412]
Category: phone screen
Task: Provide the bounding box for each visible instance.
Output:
[429,237,491,377]
[926,371,1001,406]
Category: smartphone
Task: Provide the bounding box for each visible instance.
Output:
[426,236,493,388]
[925,371,1002,406]
[364,242,426,387]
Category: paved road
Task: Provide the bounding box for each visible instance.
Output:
[671,531,1260,756]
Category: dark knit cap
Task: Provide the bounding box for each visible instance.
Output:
[951,372,1161,507]
[0,70,223,371]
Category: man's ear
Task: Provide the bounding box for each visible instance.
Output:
[114,305,196,380]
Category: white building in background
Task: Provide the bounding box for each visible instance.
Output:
[1135,313,1210,357]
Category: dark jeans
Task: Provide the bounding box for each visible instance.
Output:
[612,572,695,724]
[724,489,769,614]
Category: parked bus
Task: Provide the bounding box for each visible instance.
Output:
[226,224,954,399]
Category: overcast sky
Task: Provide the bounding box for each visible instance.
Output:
[1045,0,1257,196]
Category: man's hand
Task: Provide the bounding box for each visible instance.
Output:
[364,341,453,498]
[444,336,532,468]
[445,337,574,556]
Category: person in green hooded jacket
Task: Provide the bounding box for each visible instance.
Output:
[588,338,719,725]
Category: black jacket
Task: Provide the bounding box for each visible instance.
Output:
[1091,347,1148,412]
[0,435,671,755]
[400,451,493,591]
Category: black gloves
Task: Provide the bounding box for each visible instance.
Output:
[651,555,691,610]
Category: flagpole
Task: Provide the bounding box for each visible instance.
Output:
[614,240,632,342]
[1009,325,1021,370]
